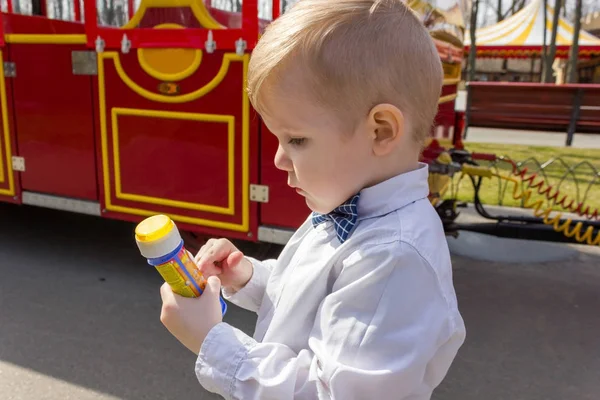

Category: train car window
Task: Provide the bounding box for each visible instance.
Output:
[96,0,130,26]
[45,0,78,20]
[2,0,33,14]
[208,0,282,19]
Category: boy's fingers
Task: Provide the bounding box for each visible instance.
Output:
[196,245,231,270]
[226,251,244,269]
[194,241,213,264]
[196,252,224,276]
[197,263,222,278]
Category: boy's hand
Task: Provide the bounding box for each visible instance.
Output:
[194,238,253,292]
[159,276,223,355]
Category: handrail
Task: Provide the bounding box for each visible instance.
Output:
[74,0,81,22]
[83,0,259,52]
[272,0,280,20]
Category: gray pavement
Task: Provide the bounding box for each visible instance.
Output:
[464,127,600,149]
[1,203,600,399]
[0,204,254,400]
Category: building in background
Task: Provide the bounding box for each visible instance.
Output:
[464,0,600,83]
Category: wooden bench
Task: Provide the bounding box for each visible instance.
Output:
[464,82,600,146]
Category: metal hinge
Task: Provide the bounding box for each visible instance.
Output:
[11,156,25,172]
[250,184,269,203]
[3,62,16,78]
[72,51,97,75]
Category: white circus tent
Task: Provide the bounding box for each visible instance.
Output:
[464,0,600,58]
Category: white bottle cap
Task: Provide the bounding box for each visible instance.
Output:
[134,215,182,259]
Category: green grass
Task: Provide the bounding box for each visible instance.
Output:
[444,142,600,214]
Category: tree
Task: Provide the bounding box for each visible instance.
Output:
[497,0,502,22]
[481,0,527,23]
[542,0,562,83]
[566,0,583,83]
[468,0,480,81]
[541,0,547,81]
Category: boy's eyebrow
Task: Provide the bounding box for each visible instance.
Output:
[264,116,300,134]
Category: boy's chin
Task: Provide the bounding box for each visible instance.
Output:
[304,197,334,215]
[304,197,321,214]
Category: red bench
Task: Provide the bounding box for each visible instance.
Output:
[464,82,600,145]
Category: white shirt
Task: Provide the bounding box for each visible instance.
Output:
[195,163,466,399]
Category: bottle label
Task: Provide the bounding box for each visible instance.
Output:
[154,247,206,298]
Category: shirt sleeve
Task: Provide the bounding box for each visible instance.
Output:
[220,257,275,313]
[196,242,464,400]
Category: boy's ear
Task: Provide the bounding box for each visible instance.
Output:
[367,104,405,156]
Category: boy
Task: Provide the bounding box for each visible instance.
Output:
[159,0,466,398]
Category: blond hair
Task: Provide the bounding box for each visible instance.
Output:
[247,0,443,144]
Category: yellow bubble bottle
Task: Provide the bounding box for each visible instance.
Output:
[135,215,227,315]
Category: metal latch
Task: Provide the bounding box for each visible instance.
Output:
[3,62,16,78]
[205,30,216,53]
[235,38,247,56]
[11,156,25,172]
[72,51,97,75]
[250,184,269,203]
[121,34,131,54]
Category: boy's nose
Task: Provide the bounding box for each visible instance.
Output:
[274,145,293,172]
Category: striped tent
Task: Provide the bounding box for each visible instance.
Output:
[464,0,600,58]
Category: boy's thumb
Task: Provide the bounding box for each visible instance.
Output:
[205,275,221,296]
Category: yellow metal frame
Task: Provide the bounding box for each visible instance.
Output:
[98,51,250,232]
[106,52,244,103]
[442,62,461,80]
[443,78,460,86]
[137,23,203,82]
[438,93,458,104]
[5,34,87,44]
[138,49,202,81]
[111,107,235,215]
[0,51,15,196]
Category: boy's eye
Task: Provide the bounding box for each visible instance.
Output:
[288,137,306,146]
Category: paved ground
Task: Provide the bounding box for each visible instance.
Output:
[1,203,600,399]
[464,127,600,149]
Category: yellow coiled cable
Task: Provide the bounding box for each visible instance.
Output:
[460,165,600,247]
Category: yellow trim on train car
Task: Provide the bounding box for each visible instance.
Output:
[104,52,244,103]
[137,24,203,81]
[442,62,461,80]
[443,78,460,86]
[123,0,224,29]
[438,94,458,104]
[111,107,236,215]
[98,52,250,232]
[5,34,87,44]
[0,51,15,196]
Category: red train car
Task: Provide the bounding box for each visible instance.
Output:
[0,0,465,245]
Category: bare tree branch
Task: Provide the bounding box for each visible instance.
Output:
[543,0,563,82]
[566,0,583,83]
[468,0,480,81]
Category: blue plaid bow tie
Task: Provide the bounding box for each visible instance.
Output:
[311,193,360,243]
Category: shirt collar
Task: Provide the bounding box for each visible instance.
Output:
[357,162,430,221]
